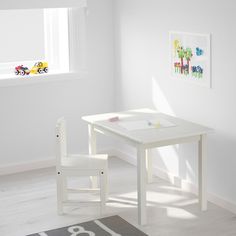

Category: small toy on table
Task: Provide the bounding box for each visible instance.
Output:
[148,121,161,128]
[108,116,119,122]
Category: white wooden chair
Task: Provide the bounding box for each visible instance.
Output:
[55,117,108,215]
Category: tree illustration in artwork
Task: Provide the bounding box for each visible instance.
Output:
[184,47,193,74]
[177,47,185,74]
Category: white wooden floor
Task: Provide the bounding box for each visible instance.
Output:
[0,157,236,236]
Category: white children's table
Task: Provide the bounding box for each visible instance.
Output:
[82,108,212,225]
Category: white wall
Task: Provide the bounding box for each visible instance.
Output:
[113,0,236,205]
[0,0,114,168]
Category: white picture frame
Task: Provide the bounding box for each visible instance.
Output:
[169,31,211,88]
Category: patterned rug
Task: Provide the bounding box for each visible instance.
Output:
[27,215,148,236]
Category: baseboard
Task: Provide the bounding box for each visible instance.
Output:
[111,148,236,215]
[107,148,137,166]
[0,158,55,176]
[207,193,236,215]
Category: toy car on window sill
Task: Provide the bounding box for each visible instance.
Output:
[30,62,48,74]
[15,65,30,76]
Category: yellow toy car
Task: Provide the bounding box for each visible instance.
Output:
[30,62,48,74]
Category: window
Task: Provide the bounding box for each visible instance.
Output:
[0,0,87,81]
[0,8,70,78]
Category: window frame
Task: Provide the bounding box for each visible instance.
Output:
[44,8,70,74]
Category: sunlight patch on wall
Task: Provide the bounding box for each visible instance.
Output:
[186,159,195,183]
[152,77,175,116]
[151,77,181,179]
[155,146,180,177]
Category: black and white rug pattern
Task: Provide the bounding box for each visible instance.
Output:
[27,215,148,236]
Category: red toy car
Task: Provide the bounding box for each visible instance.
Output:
[15,65,30,76]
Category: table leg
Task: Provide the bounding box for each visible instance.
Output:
[137,145,147,225]
[146,149,153,183]
[198,134,207,211]
[88,124,98,188]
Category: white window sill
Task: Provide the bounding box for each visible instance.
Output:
[0,71,88,87]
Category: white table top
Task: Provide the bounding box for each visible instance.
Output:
[82,108,212,145]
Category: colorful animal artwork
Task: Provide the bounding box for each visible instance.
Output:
[174,62,181,73]
[196,47,204,56]
[192,65,203,78]
[172,38,204,79]
[173,43,194,77]
[170,32,211,87]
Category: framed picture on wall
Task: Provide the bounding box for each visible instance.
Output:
[169,31,211,88]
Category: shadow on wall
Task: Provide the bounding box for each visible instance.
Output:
[151,77,197,188]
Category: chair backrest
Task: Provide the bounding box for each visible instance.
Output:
[56,117,67,165]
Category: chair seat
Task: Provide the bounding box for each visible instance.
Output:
[61,154,107,170]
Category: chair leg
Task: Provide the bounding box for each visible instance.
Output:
[91,176,99,189]
[62,176,67,201]
[57,171,63,215]
[100,170,106,215]
[104,169,108,202]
